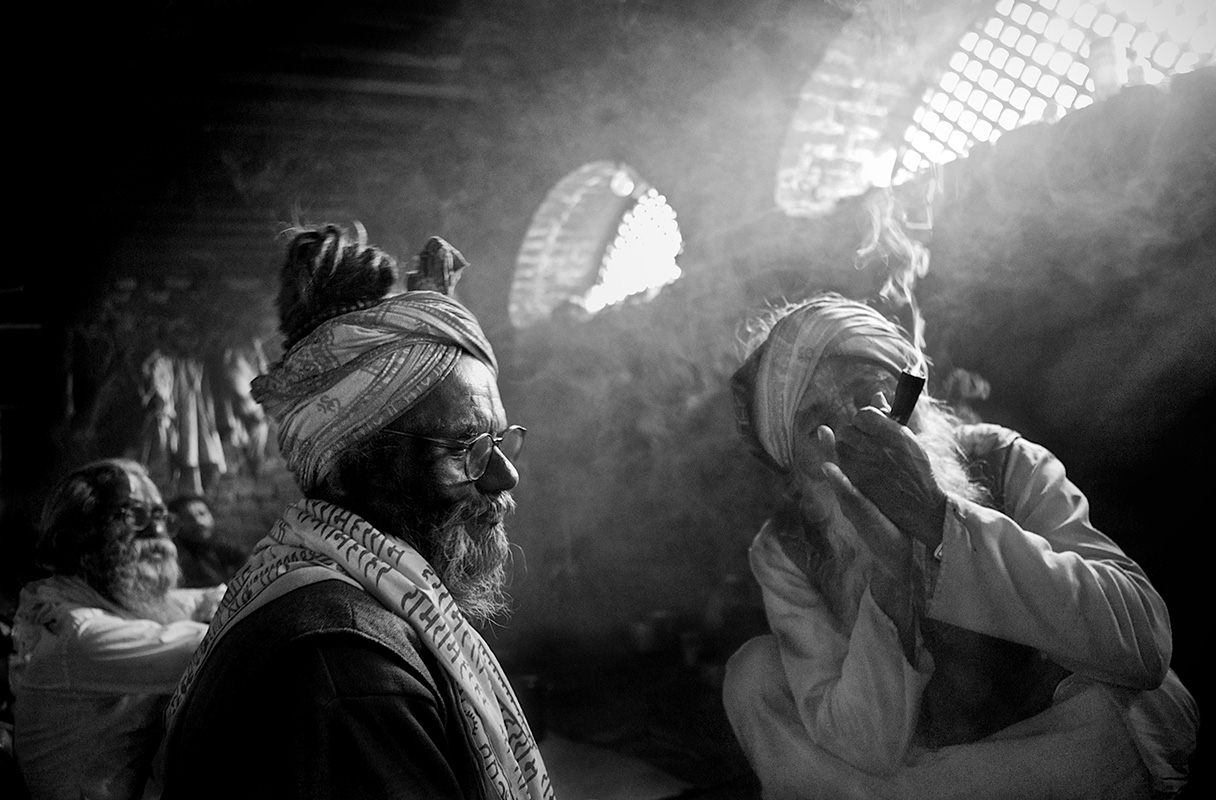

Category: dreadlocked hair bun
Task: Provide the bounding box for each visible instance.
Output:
[277,222,398,350]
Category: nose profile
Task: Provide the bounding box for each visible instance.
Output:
[475,446,519,494]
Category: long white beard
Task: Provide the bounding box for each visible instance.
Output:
[424,492,515,623]
[108,537,190,624]
[825,520,876,630]
[913,399,990,506]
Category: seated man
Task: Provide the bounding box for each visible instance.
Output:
[165,495,245,588]
[724,293,1198,799]
[8,458,223,800]
[161,225,551,800]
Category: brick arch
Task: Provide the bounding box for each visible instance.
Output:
[777,0,1213,215]
[509,161,658,329]
[775,0,997,216]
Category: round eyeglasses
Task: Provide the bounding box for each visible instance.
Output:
[113,502,172,531]
[385,425,526,482]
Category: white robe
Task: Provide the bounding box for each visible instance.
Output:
[724,424,1198,799]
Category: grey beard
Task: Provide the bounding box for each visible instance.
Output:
[416,492,515,624]
[914,398,992,507]
[84,529,189,624]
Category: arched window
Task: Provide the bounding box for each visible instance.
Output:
[897,0,1214,180]
[510,161,683,328]
[582,186,682,314]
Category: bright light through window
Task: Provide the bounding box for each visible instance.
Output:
[896,0,1215,180]
[581,189,683,314]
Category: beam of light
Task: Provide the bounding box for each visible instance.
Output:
[894,0,1215,184]
[581,189,683,315]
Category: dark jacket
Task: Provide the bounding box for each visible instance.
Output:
[161,580,484,799]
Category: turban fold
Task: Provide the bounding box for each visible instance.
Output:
[252,291,497,491]
[732,295,923,473]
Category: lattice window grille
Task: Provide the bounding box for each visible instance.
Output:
[897,0,1215,179]
[582,188,683,315]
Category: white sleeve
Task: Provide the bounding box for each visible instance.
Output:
[928,437,1171,689]
[752,527,932,774]
[171,585,227,622]
[61,609,209,693]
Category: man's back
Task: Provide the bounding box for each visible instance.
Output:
[162,579,482,800]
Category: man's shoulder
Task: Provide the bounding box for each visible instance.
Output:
[955,422,1024,459]
[227,579,423,662]
[163,582,468,799]
[177,580,441,722]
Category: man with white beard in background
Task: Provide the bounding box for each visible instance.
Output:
[724,293,1198,799]
[160,224,550,800]
[8,458,223,800]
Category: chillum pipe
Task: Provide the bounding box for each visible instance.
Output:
[888,371,925,426]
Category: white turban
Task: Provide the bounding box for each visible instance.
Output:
[251,291,497,492]
[734,295,924,472]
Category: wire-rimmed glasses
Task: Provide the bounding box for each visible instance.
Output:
[385,425,526,482]
[113,502,172,531]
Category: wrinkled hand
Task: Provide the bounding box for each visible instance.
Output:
[818,444,912,581]
[834,401,946,550]
[790,425,844,527]
[821,454,918,659]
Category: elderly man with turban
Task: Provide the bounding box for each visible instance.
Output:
[9,458,223,800]
[160,225,551,800]
[724,293,1197,800]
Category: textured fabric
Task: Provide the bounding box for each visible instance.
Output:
[724,423,1198,799]
[8,576,221,800]
[725,637,1158,800]
[166,500,551,800]
[161,580,485,800]
[746,296,924,472]
[251,290,497,492]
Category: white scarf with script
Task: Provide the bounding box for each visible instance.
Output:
[166,499,552,800]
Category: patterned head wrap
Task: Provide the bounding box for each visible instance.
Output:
[251,290,497,492]
[731,294,924,473]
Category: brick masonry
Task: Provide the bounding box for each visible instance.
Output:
[777,0,995,215]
